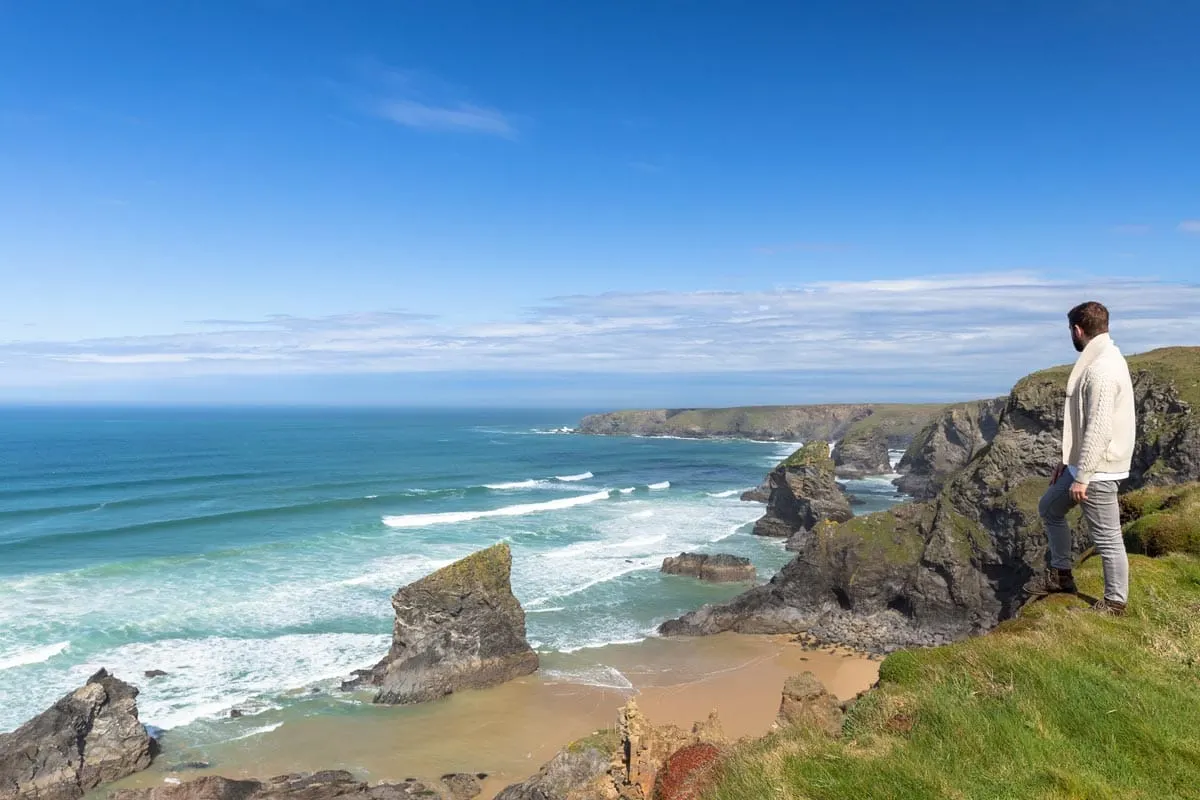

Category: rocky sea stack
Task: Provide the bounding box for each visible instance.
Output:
[662,347,1200,652]
[0,669,155,800]
[661,553,756,582]
[751,441,853,542]
[343,542,539,705]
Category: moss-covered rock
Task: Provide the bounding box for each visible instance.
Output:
[343,542,539,704]
[1121,483,1200,556]
[755,441,853,540]
[662,346,1200,653]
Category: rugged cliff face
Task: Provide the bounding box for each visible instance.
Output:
[893,398,1006,499]
[661,347,1200,652]
[833,427,891,477]
[577,404,945,443]
[344,543,539,704]
[751,442,853,540]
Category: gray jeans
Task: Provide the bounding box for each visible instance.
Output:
[1038,469,1128,603]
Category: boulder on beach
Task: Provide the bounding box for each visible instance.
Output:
[774,671,844,737]
[342,542,539,705]
[661,553,756,583]
[0,669,155,800]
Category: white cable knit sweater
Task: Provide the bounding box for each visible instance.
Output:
[1062,333,1136,485]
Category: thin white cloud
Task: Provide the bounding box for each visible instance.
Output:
[1179,220,1200,234]
[376,99,516,138]
[1112,224,1151,235]
[1,273,1197,390]
[353,61,519,139]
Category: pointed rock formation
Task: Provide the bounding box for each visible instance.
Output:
[752,442,852,541]
[343,542,539,705]
[893,398,1005,500]
[0,669,155,800]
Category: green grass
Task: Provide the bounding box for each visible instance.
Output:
[781,441,836,471]
[705,554,1200,800]
[841,404,949,442]
[1122,483,1200,557]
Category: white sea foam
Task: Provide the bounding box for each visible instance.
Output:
[0,641,70,671]
[382,490,611,528]
[705,489,742,498]
[61,632,389,730]
[363,495,378,499]
[227,721,284,742]
[555,472,594,482]
[618,487,636,494]
[526,606,566,614]
[484,479,543,490]
[543,665,634,690]
[629,510,655,519]
[648,481,670,490]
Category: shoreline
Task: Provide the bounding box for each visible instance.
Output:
[98,632,879,799]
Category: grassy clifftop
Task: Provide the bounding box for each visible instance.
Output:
[706,552,1200,799]
[578,404,947,444]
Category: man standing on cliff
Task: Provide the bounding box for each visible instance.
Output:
[1026,301,1136,615]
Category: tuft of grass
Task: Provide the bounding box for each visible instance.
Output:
[704,554,1200,800]
[1122,483,1200,557]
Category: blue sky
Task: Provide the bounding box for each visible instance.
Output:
[1,1,1197,406]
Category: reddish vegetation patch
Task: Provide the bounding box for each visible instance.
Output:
[653,742,723,800]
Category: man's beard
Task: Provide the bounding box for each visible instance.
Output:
[1072,331,1085,352]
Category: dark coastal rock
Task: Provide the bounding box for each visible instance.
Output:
[143,670,168,679]
[833,427,891,478]
[752,442,852,540]
[661,553,756,583]
[343,542,539,705]
[893,398,1006,500]
[775,672,844,737]
[109,771,468,800]
[492,747,610,800]
[739,481,770,503]
[0,669,155,800]
[662,347,1200,652]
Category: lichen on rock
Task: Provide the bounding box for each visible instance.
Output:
[343,542,539,705]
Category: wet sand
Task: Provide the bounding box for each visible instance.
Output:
[102,633,878,798]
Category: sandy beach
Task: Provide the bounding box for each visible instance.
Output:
[98,632,877,799]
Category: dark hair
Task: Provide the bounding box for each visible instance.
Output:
[1068,301,1109,337]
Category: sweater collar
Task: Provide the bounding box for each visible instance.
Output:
[1066,332,1113,393]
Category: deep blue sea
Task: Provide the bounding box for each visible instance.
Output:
[0,408,905,741]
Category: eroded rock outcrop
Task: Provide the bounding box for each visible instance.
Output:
[662,347,1200,652]
[109,770,483,800]
[0,669,155,800]
[833,428,891,478]
[495,700,725,800]
[774,672,844,738]
[661,553,755,583]
[752,442,852,541]
[343,542,538,705]
[893,398,1006,500]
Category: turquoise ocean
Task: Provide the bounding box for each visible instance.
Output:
[0,408,905,746]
